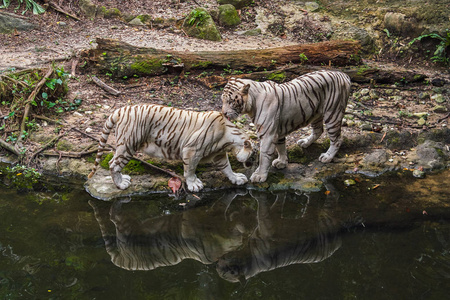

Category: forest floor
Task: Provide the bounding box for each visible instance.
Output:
[0,0,449,196]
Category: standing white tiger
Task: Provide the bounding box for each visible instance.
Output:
[222,70,351,183]
[88,104,254,192]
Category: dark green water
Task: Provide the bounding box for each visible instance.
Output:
[0,171,449,300]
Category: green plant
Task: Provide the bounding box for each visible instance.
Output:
[299,53,308,64]
[187,9,208,27]
[5,164,41,190]
[409,30,450,65]
[0,0,45,14]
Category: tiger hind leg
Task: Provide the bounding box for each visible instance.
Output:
[297,117,324,149]
[272,137,288,169]
[319,119,343,163]
[109,145,133,190]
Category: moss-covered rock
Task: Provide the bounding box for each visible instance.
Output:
[183,8,222,41]
[218,4,241,27]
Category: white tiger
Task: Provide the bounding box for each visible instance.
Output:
[222,70,351,183]
[88,104,254,192]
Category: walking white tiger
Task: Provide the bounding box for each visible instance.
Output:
[221,70,351,183]
[88,104,254,192]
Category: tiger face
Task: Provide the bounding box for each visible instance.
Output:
[222,78,250,121]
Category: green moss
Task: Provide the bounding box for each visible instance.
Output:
[100,153,114,170]
[56,140,74,151]
[122,159,146,175]
[267,71,286,82]
[190,61,213,68]
[136,14,152,24]
[130,57,167,75]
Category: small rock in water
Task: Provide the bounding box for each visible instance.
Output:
[412,169,425,178]
[344,179,356,186]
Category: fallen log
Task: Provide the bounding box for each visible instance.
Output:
[86,38,361,78]
[193,64,427,88]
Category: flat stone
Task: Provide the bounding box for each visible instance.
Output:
[0,12,35,34]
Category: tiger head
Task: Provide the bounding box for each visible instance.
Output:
[222,78,251,121]
[235,139,256,169]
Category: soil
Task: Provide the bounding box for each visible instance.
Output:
[0,0,449,195]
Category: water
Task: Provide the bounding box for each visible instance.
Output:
[0,170,449,299]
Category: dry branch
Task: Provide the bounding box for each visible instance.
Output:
[0,138,21,156]
[44,0,81,21]
[92,76,121,96]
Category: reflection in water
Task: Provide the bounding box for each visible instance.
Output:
[90,186,344,282]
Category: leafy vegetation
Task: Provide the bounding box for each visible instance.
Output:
[409,30,450,65]
[187,8,208,27]
[0,0,45,14]
[3,164,41,190]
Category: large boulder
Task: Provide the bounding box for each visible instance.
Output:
[384,12,422,37]
[218,4,241,27]
[182,8,221,41]
[0,12,35,34]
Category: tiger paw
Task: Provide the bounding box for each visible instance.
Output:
[186,177,204,192]
[319,153,333,163]
[297,138,312,148]
[229,173,248,185]
[116,174,131,190]
[250,172,268,183]
[272,158,287,169]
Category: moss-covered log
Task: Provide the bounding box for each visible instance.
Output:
[193,64,427,88]
[86,38,361,78]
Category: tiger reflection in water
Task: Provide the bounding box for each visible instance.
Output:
[90,186,342,282]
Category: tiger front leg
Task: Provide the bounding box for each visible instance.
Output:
[250,138,275,183]
[213,153,248,185]
[272,137,288,169]
[182,148,204,192]
[109,147,133,190]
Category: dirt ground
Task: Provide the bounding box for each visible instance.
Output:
[0,0,449,173]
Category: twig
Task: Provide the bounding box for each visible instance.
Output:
[0,138,21,156]
[20,68,53,136]
[437,112,450,123]
[71,58,78,77]
[92,76,121,96]
[42,148,111,158]
[31,114,63,124]
[380,131,387,143]
[27,131,66,164]
[44,0,81,21]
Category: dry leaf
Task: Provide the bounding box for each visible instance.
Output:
[168,177,182,193]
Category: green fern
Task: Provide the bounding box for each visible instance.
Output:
[409,30,450,65]
[0,0,45,14]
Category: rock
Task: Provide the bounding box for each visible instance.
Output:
[432,105,448,113]
[218,4,241,27]
[431,78,446,87]
[412,169,425,178]
[360,123,372,131]
[418,92,429,100]
[360,88,370,96]
[332,26,374,53]
[384,12,421,37]
[431,94,446,104]
[240,28,262,36]
[344,179,356,186]
[415,140,447,169]
[84,169,165,201]
[305,2,320,12]
[217,0,253,9]
[129,17,145,26]
[79,0,97,18]
[417,118,426,126]
[0,12,35,34]
[413,112,428,118]
[363,149,388,167]
[183,8,221,41]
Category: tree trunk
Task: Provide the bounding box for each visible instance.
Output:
[85,38,361,78]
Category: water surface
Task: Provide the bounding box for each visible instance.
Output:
[0,171,449,299]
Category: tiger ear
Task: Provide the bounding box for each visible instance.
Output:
[241,84,250,95]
